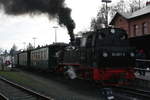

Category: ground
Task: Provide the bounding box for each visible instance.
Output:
[0,67,103,100]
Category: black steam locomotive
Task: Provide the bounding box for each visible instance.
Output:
[15,27,136,85]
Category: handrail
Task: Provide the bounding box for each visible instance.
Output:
[0,93,9,100]
[136,59,150,62]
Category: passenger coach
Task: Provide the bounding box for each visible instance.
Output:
[16,43,68,71]
[18,51,29,67]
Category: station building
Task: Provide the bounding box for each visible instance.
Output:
[110,2,150,57]
[110,2,150,38]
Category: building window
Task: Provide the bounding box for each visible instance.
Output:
[119,19,122,22]
[142,22,148,35]
[133,25,140,36]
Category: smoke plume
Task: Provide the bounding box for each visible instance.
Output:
[0,0,75,42]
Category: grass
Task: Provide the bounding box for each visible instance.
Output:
[0,70,102,100]
[0,71,35,86]
[0,70,56,95]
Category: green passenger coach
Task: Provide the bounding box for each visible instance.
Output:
[27,43,68,71]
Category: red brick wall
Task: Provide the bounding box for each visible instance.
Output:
[112,14,150,38]
[129,15,150,38]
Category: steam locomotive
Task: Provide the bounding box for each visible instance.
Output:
[14,27,136,85]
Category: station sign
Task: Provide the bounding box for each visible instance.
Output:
[102,0,112,3]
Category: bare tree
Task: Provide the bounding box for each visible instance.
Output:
[90,4,106,31]
[10,44,17,57]
[128,0,146,12]
[110,0,128,18]
[91,0,146,31]
[110,0,146,17]
[0,48,3,55]
[128,0,139,12]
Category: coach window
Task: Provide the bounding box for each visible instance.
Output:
[34,52,36,60]
[44,50,46,60]
[33,53,35,60]
[35,52,36,60]
[31,53,32,60]
[40,51,42,60]
[43,51,45,60]
[37,51,40,60]
[43,50,45,60]
[41,51,43,60]
[38,52,40,60]
[36,52,37,60]
[39,52,41,60]
[46,49,48,60]
[31,53,33,60]
[33,53,34,60]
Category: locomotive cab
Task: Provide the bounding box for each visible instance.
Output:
[79,28,136,84]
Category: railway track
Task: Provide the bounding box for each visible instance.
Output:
[113,86,150,100]
[0,93,8,100]
[0,76,53,100]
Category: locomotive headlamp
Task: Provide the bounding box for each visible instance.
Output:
[111,29,115,34]
[103,52,108,57]
[130,52,135,57]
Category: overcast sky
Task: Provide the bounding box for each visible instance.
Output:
[0,0,121,50]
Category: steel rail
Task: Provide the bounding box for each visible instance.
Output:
[0,93,9,100]
[113,86,150,99]
[0,76,54,100]
[136,59,150,62]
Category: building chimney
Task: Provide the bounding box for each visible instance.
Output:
[146,1,150,6]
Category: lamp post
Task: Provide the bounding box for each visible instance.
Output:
[32,37,37,48]
[53,26,58,43]
[139,0,141,9]
[102,0,111,28]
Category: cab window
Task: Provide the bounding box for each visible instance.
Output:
[86,35,93,48]
[81,37,87,47]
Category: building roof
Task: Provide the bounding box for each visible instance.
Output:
[110,5,150,25]
[109,12,131,25]
[129,5,150,19]
[118,12,131,19]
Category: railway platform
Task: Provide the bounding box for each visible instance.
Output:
[135,69,150,81]
[133,58,150,89]
[135,59,150,80]
[133,70,150,90]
